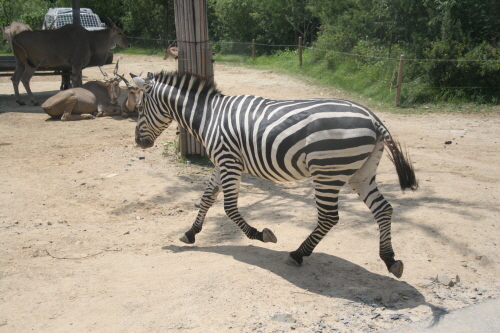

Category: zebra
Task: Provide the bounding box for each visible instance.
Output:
[133,71,418,278]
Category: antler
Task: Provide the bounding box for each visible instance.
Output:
[117,73,132,88]
[99,67,109,81]
[113,60,119,77]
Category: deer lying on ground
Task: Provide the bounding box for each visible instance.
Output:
[118,72,143,117]
[41,62,123,121]
[163,46,178,60]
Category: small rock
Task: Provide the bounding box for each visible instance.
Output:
[437,274,460,287]
[270,313,295,323]
[34,223,42,227]
[123,231,130,235]
[445,141,452,144]
[138,156,145,160]
[47,222,52,226]
[136,216,141,220]
[390,314,404,320]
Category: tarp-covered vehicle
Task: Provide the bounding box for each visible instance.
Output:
[42,7,114,64]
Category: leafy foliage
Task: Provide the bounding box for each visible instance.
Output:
[2,0,500,104]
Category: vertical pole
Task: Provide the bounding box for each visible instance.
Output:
[252,39,256,61]
[395,54,405,107]
[72,0,81,26]
[163,3,169,49]
[178,126,187,157]
[298,36,303,67]
[174,0,213,157]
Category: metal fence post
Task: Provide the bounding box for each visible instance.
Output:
[298,36,303,67]
[395,54,405,107]
[252,39,256,61]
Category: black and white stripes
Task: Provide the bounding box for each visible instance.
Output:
[134,71,418,278]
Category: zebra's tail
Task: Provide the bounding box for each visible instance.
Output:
[377,124,419,192]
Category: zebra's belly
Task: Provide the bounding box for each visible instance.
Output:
[241,141,373,183]
[242,152,310,182]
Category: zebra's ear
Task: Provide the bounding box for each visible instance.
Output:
[146,72,154,84]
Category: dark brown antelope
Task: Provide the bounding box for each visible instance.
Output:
[11,21,129,105]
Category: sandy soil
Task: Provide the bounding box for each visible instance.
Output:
[0,54,499,333]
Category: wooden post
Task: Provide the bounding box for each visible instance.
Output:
[252,39,255,61]
[178,126,187,157]
[395,54,405,107]
[298,36,303,67]
[174,0,214,157]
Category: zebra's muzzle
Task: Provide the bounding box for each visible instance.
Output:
[135,125,154,149]
[135,136,154,149]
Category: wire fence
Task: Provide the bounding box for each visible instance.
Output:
[126,37,500,104]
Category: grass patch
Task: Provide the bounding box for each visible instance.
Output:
[1,45,13,55]
[163,139,214,168]
[115,46,164,57]
[215,48,500,114]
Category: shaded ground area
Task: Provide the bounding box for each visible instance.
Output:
[0,54,499,332]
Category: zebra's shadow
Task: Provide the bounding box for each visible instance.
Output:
[162,244,446,323]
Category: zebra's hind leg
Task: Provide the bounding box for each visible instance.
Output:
[179,168,222,244]
[348,140,403,278]
[219,161,277,243]
[286,177,344,266]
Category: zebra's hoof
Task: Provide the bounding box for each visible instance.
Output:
[285,254,302,267]
[389,260,404,278]
[179,232,195,244]
[262,228,277,243]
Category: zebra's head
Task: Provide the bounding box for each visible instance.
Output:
[134,72,174,149]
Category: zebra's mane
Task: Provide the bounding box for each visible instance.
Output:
[152,70,221,95]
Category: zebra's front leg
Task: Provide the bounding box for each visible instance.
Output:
[179,168,222,244]
[220,161,277,243]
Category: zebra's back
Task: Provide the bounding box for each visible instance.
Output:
[205,96,380,182]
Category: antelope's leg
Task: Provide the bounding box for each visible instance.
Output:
[11,64,26,105]
[19,66,37,105]
[60,94,94,121]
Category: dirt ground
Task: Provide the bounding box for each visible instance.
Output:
[0,54,499,333]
